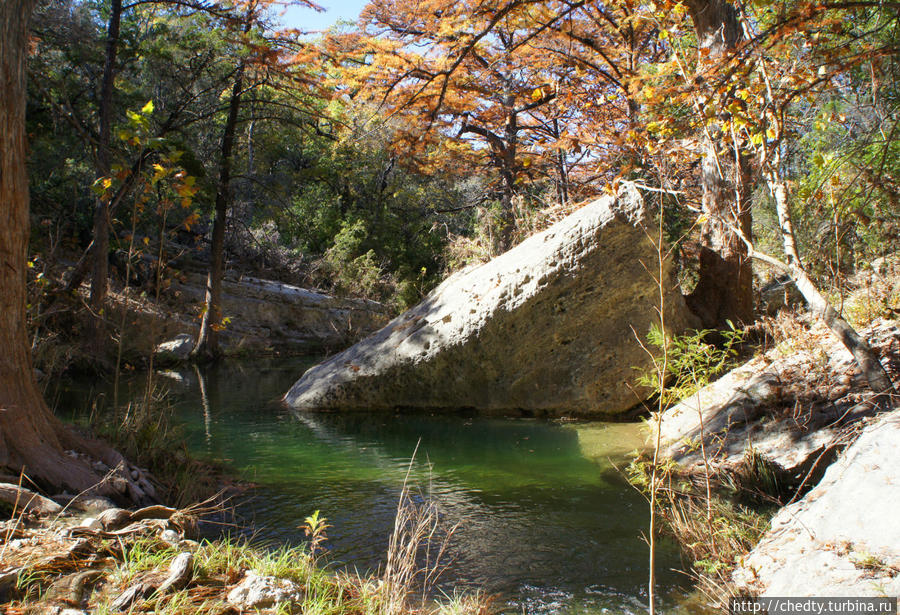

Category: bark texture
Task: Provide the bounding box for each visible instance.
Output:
[0,3,147,498]
[684,0,755,328]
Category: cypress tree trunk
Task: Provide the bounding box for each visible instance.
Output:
[683,0,755,328]
[0,0,143,498]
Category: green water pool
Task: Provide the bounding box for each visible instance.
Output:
[55,357,702,614]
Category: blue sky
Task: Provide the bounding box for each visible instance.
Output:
[278,0,369,32]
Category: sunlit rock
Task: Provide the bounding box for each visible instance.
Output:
[285,185,695,416]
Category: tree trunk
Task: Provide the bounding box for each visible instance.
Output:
[191,63,245,362]
[87,0,124,354]
[496,106,518,253]
[684,0,755,328]
[0,0,145,498]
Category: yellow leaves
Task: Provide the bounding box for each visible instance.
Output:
[531,87,543,102]
[182,212,200,230]
[151,163,167,184]
[141,100,155,115]
[175,175,198,198]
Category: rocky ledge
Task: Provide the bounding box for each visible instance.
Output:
[733,406,900,596]
[140,274,389,362]
[656,317,899,481]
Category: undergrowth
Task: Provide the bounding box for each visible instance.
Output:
[627,453,775,608]
[4,499,488,615]
[75,388,223,507]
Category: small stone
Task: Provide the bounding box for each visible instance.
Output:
[78,517,102,531]
[91,460,109,473]
[67,495,117,514]
[159,529,181,545]
[227,572,304,609]
[154,334,195,363]
[98,508,132,531]
[130,469,140,480]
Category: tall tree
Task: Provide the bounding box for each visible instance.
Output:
[338,0,586,252]
[1,0,144,499]
[192,0,321,359]
[191,14,254,361]
[87,0,125,351]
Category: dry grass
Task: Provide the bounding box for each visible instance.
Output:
[379,452,458,615]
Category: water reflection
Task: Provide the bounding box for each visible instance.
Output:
[57,358,698,614]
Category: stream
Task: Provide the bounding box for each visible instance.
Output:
[54,357,703,614]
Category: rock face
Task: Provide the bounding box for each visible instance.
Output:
[733,409,900,596]
[171,274,388,354]
[285,186,695,416]
[656,318,899,478]
[125,275,389,361]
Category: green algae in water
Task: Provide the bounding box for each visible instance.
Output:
[57,358,698,614]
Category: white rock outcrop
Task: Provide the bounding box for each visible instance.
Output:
[733,409,900,596]
[285,186,695,416]
[656,319,899,477]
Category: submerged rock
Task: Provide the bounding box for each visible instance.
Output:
[285,186,695,416]
[733,408,900,596]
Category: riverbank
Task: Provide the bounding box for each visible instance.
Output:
[649,280,899,605]
[31,261,390,378]
[0,496,487,615]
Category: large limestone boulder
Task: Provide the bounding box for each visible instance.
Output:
[733,408,900,596]
[284,185,695,416]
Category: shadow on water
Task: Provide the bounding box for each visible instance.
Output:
[56,357,704,614]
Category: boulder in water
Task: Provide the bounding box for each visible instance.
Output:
[284,185,695,416]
